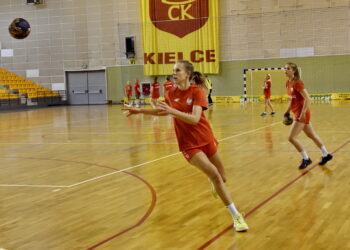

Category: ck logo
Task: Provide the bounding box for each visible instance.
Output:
[149,0,209,38]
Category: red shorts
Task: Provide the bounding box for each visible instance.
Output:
[182,140,218,161]
[294,109,311,124]
[264,92,271,99]
[151,93,159,99]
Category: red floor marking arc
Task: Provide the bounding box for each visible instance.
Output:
[197,139,350,249]
[3,156,157,250]
[87,170,157,249]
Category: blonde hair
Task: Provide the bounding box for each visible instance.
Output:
[177,60,194,79]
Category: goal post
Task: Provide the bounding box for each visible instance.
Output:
[243,67,287,103]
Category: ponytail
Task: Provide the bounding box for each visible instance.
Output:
[192,71,205,86]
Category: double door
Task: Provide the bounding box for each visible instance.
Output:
[67,70,106,105]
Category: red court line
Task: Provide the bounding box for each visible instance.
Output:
[3,156,157,250]
[197,139,350,249]
[87,170,157,249]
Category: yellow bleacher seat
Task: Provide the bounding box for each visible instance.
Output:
[0,68,61,99]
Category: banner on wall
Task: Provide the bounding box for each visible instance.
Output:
[140,0,219,75]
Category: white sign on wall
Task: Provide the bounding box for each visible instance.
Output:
[26,69,39,78]
[280,47,314,58]
[297,47,314,57]
[51,83,65,91]
[1,49,14,57]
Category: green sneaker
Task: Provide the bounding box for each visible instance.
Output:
[233,213,249,232]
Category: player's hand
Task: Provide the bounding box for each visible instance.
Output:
[156,101,173,115]
[122,106,140,117]
[299,112,306,122]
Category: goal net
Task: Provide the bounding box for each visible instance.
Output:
[243,67,289,102]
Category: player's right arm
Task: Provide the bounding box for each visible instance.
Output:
[122,107,167,117]
[284,101,291,115]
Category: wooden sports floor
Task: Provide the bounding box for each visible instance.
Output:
[0,101,349,250]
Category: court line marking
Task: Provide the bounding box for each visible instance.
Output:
[0,125,283,146]
[1,155,158,249]
[0,132,172,135]
[0,115,111,133]
[0,184,68,188]
[1,130,348,135]
[86,170,157,250]
[0,142,179,145]
[0,153,181,188]
[67,152,181,188]
[197,139,350,249]
[218,122,280,142]
[0,122,281,188]
[0,142,332,145]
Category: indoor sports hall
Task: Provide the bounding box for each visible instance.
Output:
[0,0,349,249]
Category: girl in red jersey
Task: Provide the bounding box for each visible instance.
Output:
[163,75,174,97]
[284,62,333,169]
[134,79,141,108]
[122,60,248,232]
[124,81,133,106]
[150,76,161,108]
[261,74,275,116]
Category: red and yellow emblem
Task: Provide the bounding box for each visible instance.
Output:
[141,0,219,75]
[149,0,209,38]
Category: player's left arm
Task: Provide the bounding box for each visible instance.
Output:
[299,89,312,120]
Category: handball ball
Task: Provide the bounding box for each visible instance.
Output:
[283,113,293,126]
[9,18,31,39]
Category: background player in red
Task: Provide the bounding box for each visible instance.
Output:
[150,76,160,108]
[124,81,132,106]
[163,75,174,97]
[134,78,141,108]
[122,60,249,232]
[261,74,275,116]
[284,62,333,169]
